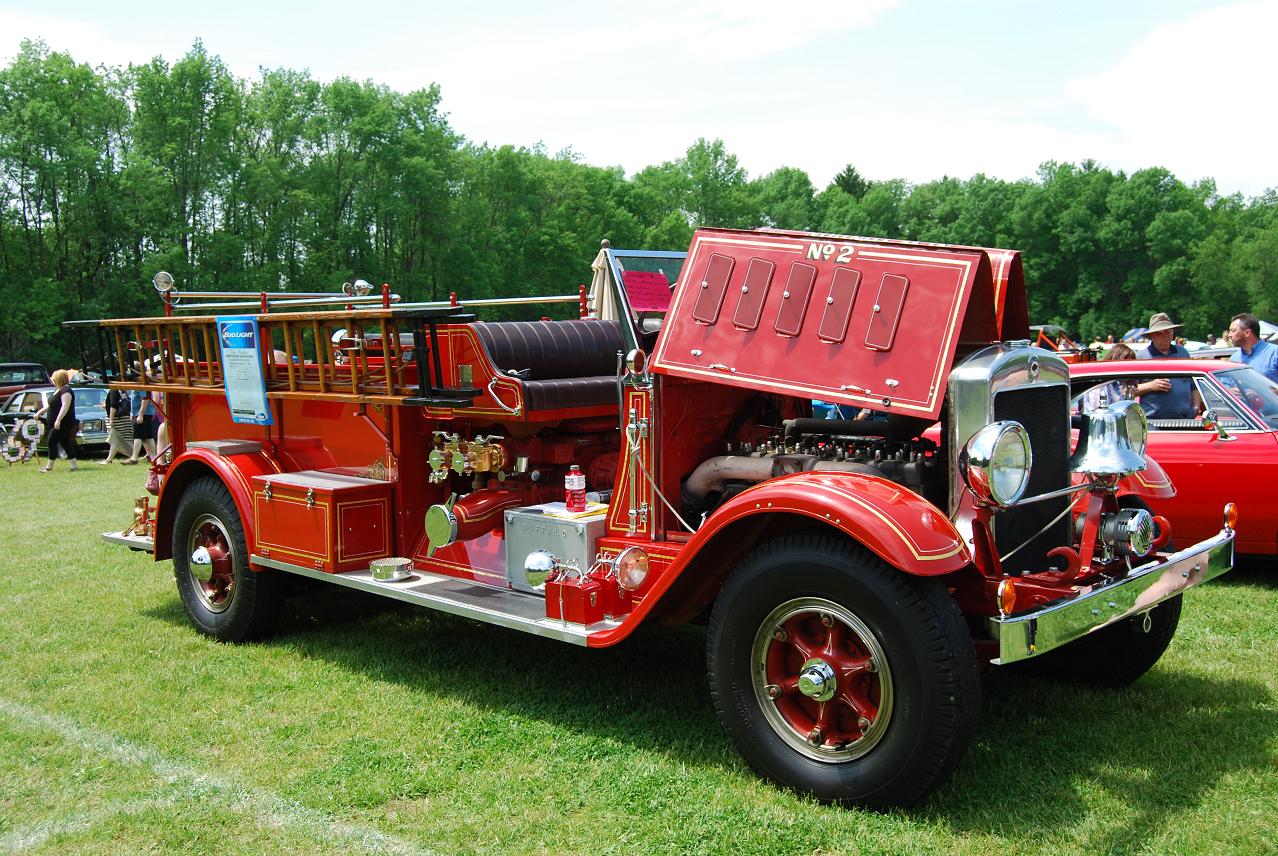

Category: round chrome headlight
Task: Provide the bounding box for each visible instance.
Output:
[960,421,1032,507]
[1116,400,1148,456]
[612,546,650,591]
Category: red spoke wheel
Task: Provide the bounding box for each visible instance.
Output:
[173,475,285,642]
[753,598,892,761]
[187,513,236,613]
[707,534,980,809]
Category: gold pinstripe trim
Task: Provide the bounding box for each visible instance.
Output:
[336,499,390,561]
[657,237,974,415]
[254,491,331,561]
[418,555,506,582]
[1132,468,1172,490]
[805,482,965,562]
[443,326,525,415]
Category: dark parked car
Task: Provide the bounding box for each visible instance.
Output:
[0,363,51,398]
[0,385,110,454]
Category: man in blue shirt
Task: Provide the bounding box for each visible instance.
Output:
[1228,313,1278,383]
[1135,312,1195,418]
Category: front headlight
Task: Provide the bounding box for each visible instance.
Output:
[1119,400,1147,456]
[960,421,1032,507]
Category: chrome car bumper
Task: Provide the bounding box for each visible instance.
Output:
[989,528,1235,664]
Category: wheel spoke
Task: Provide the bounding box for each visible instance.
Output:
[822,621,845,657]
[838,688,876,721]
[781,616,815,661]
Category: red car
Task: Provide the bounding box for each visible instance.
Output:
[0,362,50,399]
[1071,359,1278,556]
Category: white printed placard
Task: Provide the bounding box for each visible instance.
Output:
[216,316,274,425]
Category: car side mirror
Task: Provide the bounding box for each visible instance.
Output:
[1201,409,1235,442]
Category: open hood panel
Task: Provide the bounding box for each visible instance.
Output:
[650,228,1024,420]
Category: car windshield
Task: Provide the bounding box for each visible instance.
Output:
[73,388,107,409]
[0,366,45,383]
[1215,368,1278,428]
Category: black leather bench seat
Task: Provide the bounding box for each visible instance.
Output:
[473,320,623,412]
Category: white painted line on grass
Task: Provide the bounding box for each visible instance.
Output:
[0,796,182,852]
[0,697,436,856]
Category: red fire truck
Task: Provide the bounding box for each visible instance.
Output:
[77,228,1236,808]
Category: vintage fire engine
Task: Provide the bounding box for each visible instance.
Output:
[76,228,1236,808]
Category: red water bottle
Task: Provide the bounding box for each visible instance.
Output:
[565,464,586,512]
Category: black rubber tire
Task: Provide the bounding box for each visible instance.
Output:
[706,534,981,809]
[1018,595,1182,687]
[172,475,285,642]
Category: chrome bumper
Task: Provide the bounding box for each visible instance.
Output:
[989,528,1235,664]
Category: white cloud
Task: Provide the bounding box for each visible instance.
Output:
[0,11,154,69]
[3,2,1271,197]
[1065,0,1278,194]
[670,0,900,61]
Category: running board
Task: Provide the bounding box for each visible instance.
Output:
[251,555,621,644]
[101,531,155,552]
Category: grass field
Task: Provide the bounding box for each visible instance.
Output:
[1,458,1275,855]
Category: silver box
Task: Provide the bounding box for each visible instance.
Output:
[504,503,608,594]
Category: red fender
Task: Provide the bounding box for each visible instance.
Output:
[583,471,969,647]
[687,471,972,575]
[1117,452,1176,500]
[153,446,284,561]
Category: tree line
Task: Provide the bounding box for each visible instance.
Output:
[2,40,1275,368]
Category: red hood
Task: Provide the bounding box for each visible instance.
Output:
[651,228,1027,421]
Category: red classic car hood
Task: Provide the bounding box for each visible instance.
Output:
[650,228,1028,421]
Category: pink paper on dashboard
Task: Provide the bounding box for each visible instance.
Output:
[622,270,672,313]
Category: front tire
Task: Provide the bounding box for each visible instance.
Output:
[706,535,980,809]
[173,475,285,642]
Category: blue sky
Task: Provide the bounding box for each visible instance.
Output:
[2,0,1273,196]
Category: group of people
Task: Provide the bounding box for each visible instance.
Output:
[102,386,161,466]
[33,371,162,473]
[1086,311,1278,419]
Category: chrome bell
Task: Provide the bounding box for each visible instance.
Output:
[1068,400,1148,476]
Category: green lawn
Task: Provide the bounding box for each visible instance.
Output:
[1,459,1275,855]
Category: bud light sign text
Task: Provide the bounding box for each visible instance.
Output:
[215,315,273,426]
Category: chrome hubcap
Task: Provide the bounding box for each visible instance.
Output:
[190,545,213,582]
[187,514,235,613]
[797,659,837,702]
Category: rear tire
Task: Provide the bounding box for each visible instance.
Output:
[706,535,980,809]
[1019,595,1181,687]
[173,475,284,642]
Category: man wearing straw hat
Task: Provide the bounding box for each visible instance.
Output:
[1134,312,1195,419]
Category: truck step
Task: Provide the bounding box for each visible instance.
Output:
[251,555,621,644]
[101,530,155,552]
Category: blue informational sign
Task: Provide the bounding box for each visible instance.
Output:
[215,315,274,426]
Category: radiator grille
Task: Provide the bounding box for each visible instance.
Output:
[993,385,1071,573]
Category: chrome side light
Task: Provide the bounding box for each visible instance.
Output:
[960,421,1032,507]
[523,550,560,592]
[611,546,650,591]
[1069,400,1148,476]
